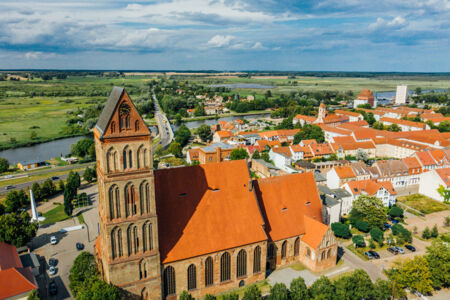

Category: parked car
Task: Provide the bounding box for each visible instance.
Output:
[392,219,399,224]
[49,280,57,295]
[387,247,399,254]
[364,252,373,259]
[5,185,14,190]
[51,176,59,180]
[48,258,57,267]
[394,246,405,254]
[76,242,84,250]
[368,251,380,259]
[50,236,57,245]
[384,223,391,229]
[49,266,56,275]
[405,244,416,252]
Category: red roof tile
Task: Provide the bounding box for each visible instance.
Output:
[155,160,267,263]
[302,216,329,249]
[0,268,37,299]
[435,168,450,187]
[334,166,356,179]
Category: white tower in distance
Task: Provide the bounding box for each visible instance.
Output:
[395,85,408,105]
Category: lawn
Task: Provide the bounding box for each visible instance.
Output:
[290,262,307,271]
[216,280,270,299]
[397,194,450,214]
[41,203,71,225]
[77,212,85,224]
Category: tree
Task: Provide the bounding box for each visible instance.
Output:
[0,157,9,173]
[422,227,431,239]
[387,124,401,132]
[155,144,164,157]
[444,216,450,227]
[372,121,384,130]
[175,125,191,146]
[31,182,42,202]
[69,252,99,296]
[168,142,182,157]
[77,278,120,300]
[41,179,56,199]
[204,295,216,300]
[331,222,352,239]
[261,152,271,163]
[364,112,376,126]
[252,150,261,159]
[222,293,238,300]
[415,87,422,95]
[194,105,205,116]
[437,184,450,203]
[58,179,65,191]
[197,124,212,142]
[391,224,412,243]
[0,212,38,247]
[242,284,262,300]
[83,167,94,183]
[308,276,335,300]
[290,277,308,300]
[71,138,94,157]
[438,120,450,133]
[269,283,288,300]
[425,240,450,288]
[5,190,28,213]
[230,148,249,160]
[388,206,403,218]
[352,235,365,247]
[373,279,392,300]
[64,171,80,216]
[27,290,40,300]
[179,291,194,300]
[334,269,374,300]
[293,124,324,144]
[175,113,183,126]
[370,227,384,244]
[351,195,387,229]
[431,224,439,238]
[355,220,370,232]
[387,256,433,295]
[355,149,369,163]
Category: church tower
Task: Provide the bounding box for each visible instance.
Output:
[93,87,161,299]
[314,102,327,124]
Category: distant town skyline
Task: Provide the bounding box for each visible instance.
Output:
[0,0,449,71]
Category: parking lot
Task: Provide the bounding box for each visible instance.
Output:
[30,185,99,299]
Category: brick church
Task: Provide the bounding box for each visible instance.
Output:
[93,87,338,299]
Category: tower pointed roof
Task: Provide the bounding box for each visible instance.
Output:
[95,86,124,136]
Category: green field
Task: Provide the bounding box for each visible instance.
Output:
[41,203,71,225]
[397,194,450,214]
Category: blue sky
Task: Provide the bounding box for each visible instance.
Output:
[0,0,448,71]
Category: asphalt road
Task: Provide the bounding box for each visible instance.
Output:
[0,162,94,195]
[151,88,174,149]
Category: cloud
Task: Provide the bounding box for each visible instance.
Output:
[252,42,266,49]
[207,35,235,47]
[24,51,56,59]
[369,16,407,31]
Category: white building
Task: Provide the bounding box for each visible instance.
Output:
[395,85,408,105]
[419,168,450,202]
[268,147,297,173]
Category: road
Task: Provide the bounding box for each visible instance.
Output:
[151,87,174,150]
[338,244,387,281]
[0,162,94,195]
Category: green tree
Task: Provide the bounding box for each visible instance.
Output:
[373,279,392,300]
[179,291,194,300]
[252,150,261,159]
[351,195,387,229]
[269,283,288,300]
[69,252,99,296]
[370,227,384,244]
[27,290,40,300]
[175,113,183,126]
[422,226,431,239]
[0,157,9,173]
[388,206,403,218]
[293,124,324,144]
[168,142,182,157]
[175,125,191,146]
[331,222,352,239]
[334,269,374,300]
[0,212,38,247]
[290,277,309,300]
[372,121,384,130]
[437,184,450,203]
[71,138,95,157]
[83,167,94,183]
[64,171,80,216]
[242,284,262,300]
[387,124,401,132]
[222,293,238,300]
[155,144,164,157]
[77,278,120,300]
[352,235,365,247]
[5,190,28,213]
[355,149,369,163]
[204,295,216,300]
[261,152,271,163]
[308,276,335,300]
[355,220,370,232]
[31,182,42,202]
[425,240,450,288]
[197,124,212,142]
[230,148,249,160]
[58,179,65,191]
[431,224,439,238]
[41,178,56,199]
[387,256,433,295]
[194,105,205,116]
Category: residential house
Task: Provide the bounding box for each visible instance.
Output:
[419,168,450,202]
[402,157,423,185]
[197,142,235,164]
[334,110,364,122]
[342,179,397,207]
[269,147,297,173]
[318,185,353,220]
[372,160,409,188]
[212,130,233,143]
[326,166,356,189]
[380,117,429,131]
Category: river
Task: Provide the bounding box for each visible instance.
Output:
[172,113,270,131]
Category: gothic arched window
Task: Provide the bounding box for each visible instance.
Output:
[237,249,247,278]
[294,237,300,256]
[220,252,231,282]
[205,256,213,287]
[253,246,261,273]
[163,266,176,297]
[281,241,287,259]
[187,264,197,291]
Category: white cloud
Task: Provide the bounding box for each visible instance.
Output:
[24,51,56,59]
[207,35,235,47]
[369,16,407,30]
[252,42,266,49]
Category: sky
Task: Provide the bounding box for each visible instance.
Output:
[0,0,449,71]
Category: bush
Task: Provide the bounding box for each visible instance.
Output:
[0,157,9,173]
[204,295,216,300]
[392,224,412,243]
[422,227,431,239]
[431,225,439,238]
[388,206,404,218]
[331,222,352,239]
[352,235,365,248]
[269,283,288,300]
[370,227,384,243]
[243,284,262,300]
[355,220,370,232]
[179,291,194,300]
[222,293,238,300]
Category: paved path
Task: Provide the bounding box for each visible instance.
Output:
[152,87,174,150]
[339,245,387,281]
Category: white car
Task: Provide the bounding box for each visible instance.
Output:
[49,266,56,275]
[50,236,57,245]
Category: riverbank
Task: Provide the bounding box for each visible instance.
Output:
[0,132,92,152]
[179,110,270,122]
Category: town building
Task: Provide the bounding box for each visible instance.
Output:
[342,179,397,207]
[93,87,337,299]
[395,85,408,105]
[419,168,450,202]
[353,89,376,108]
[326,166,356,189]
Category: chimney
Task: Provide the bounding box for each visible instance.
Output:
[248,179,253,192]
[216,147,222,162]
